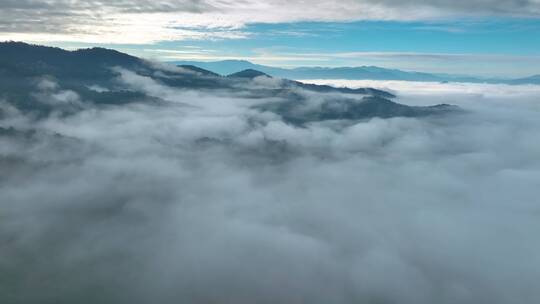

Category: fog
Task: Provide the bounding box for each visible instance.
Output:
[1,74,540,304]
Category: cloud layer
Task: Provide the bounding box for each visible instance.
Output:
[1,71,540,303]
[1,0,540,43]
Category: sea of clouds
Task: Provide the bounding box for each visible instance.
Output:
[1,73,539,304]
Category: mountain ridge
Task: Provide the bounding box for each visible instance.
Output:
[0,41,461,124]
[172,59,539,85]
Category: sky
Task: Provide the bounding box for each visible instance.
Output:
[1,0,540,76]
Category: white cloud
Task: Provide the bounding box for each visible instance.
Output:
[299,79,540,107]
[33,78,83,107]
[1,73,540,302]
[1,0,540,44]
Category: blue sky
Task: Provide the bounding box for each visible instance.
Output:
[46,18,540,77]
[1,0,539,77]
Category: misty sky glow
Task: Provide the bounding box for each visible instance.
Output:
[1,0,539,76]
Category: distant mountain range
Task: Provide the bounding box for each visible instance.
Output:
[0,42,460,125]
[173,60,540,85]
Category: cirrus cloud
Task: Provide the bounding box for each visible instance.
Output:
[1,0,540,43]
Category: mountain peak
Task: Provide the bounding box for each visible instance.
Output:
[178,65,221,77]
[227,69,271,79]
